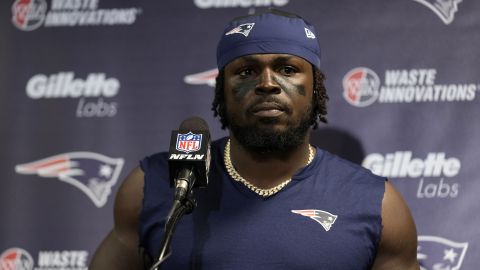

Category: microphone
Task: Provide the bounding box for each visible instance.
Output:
[150,117,211,269]
[168,116,211,201]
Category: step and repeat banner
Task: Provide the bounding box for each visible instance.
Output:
[1,0,478,269]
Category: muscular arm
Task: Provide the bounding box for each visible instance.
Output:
[90,166,146,270]
[371,181,420,270]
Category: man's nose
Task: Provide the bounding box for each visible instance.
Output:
[255,69,281,95]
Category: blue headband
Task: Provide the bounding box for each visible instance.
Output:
[216,12,321,70]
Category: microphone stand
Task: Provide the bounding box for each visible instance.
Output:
[148,190,197,270]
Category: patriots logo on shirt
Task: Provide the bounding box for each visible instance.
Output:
[413,0,462,24]
[225,23,255,37]
[15,152,124,208]
[417,235,468,270]
[291,209,338,231]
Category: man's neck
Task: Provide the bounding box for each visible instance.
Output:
[227,134,314,189]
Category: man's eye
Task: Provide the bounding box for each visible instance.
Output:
[238,68,253,77]
[280,66,297,75]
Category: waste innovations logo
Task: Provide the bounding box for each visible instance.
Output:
[26,72,120,118]
[413,0,462,25]
[0,248,34,270]
[12,0,142,31]
[15,152,124,208]
[362,151,461,199]
[343,67,479,107]
[342,67,380,107]
[194,0,288,9]
[0,248,89,270]
[417,235,468,270]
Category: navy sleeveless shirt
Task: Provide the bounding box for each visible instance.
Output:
[139,137,385,269]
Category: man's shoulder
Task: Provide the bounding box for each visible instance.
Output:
[139,151,169,174]
[316,147,385,183]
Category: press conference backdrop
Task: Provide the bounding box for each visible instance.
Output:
[1,0,478,269]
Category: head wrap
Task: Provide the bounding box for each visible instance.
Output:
[216,10,321,70]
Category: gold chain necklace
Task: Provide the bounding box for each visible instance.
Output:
[224,139,315,197]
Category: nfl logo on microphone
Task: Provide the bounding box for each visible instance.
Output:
[176,132,202,153]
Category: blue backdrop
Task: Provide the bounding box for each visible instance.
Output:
[1,1,478,269]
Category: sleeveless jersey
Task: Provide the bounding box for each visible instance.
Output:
[139,137,385,270]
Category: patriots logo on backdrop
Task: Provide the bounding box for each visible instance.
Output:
[413,0,462,24]
[417,235,468,270]
[15,152,124,208]
[291,209,338,231]
[183,68,218,87]
[225,23,255,37]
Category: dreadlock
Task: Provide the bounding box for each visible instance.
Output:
[211,66,329,129]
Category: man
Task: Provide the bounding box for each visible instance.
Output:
[90,9,420,270]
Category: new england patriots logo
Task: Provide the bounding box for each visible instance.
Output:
[225,23,255,37]
[291,209,338,231]
[183,68,218,87]
[417,235,468,270]
[15,152,124,208]
[413,0,462,24]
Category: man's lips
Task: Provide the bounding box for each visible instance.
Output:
[250,102,287,117]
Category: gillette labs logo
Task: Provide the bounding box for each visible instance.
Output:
[363,151,461,199]
[26,72,119,117]
[363,152,460,178]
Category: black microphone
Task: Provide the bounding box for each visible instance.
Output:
[168,116,211,201]
[149,117,211,269]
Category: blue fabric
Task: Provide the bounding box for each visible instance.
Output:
[139,137,385,269]
[216,12,321,69]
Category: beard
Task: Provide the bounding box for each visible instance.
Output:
[227,103,313,153]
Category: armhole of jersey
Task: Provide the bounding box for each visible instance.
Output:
[138,157,150,258]
[372,177,387,264]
